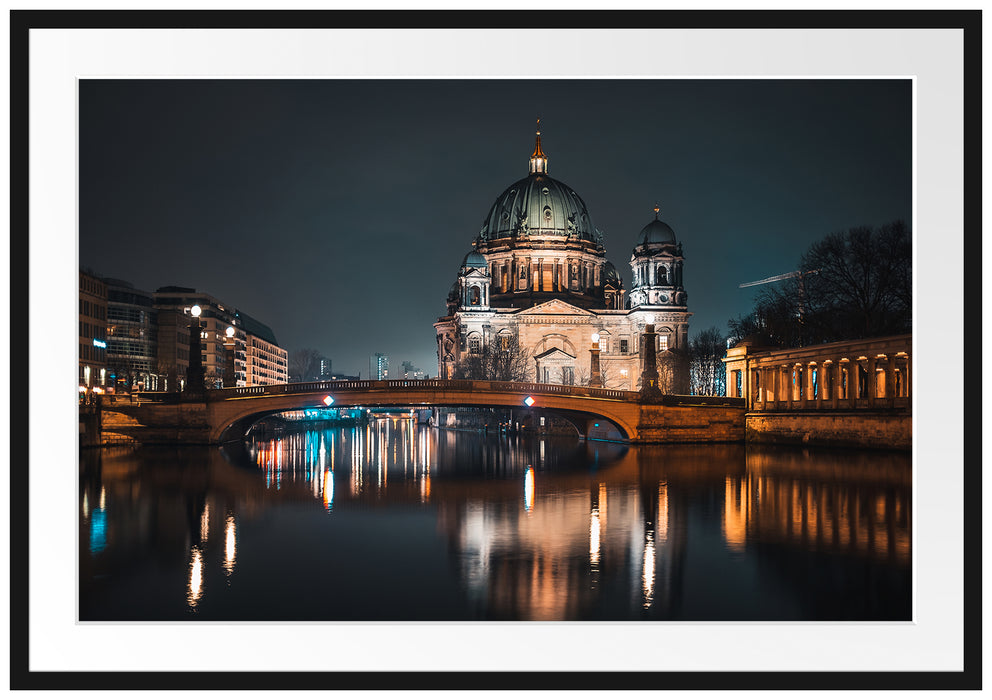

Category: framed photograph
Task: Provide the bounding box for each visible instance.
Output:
[10,8,980,692]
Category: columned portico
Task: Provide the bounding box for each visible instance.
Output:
[723,334,912,414]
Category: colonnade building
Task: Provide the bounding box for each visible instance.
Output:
[723,334,912,411]
[434,128,691,391]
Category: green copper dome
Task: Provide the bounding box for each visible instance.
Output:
[637,207,677,246]
[479,174,597,242]
[461,250,488,269]
[478,129,598,243]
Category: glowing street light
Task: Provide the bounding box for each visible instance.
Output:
[590,332,603,388]
[323,395,335,406]
[523,396,535,407]
[183,304,206,395]
[223,325,237,388]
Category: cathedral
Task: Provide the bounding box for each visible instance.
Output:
[434,128,691,392]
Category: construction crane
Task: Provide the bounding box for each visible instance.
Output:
[739,270,805,288]
[739,269,819,346]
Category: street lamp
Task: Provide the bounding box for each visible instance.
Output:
[589,332,603,388]
[640,314,661,399]
[184,305,206,396]
[223,325,237,388]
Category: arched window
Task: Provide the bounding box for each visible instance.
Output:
[470,286,480,305]
[657,265,668,284]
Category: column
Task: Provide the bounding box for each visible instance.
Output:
[820,361,830,406]
[849,361,858,408]
[786,365,794,410]
[904,354,911,399]
[589,339,602,388]
[866,356,878,408]
[815,362,823,409]
[639,324,661,399]
[778,365,787,409]
[830,360,841,409]
[810,362,818,407]
[765,367,775,410]
[752,367,761,409]
[887,354,898,406]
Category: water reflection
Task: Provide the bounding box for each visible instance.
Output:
[80,422,911,621]
[223,514,237,577]
[187,546,204,608]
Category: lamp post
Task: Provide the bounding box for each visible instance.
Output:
[183,304,206,395]
[639,315,662,400]
[223,325,237,388]
[589,332,603,388]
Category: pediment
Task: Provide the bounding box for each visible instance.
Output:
[533,347,576,361]
[520,299,595,317]
[461,268,489,280]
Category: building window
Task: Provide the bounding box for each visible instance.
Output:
[658,335,668,351]
[620,339,629,354]
[469,337,481,354]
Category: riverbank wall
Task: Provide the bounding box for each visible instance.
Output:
[745,411,911,450]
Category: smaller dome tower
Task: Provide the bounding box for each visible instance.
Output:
[629,205,686,310]
[455,249,491,311]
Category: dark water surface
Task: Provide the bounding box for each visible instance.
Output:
[80,421,911,621]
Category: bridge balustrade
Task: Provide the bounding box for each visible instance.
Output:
[134,379,645,403]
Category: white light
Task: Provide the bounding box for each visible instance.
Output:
[92,338,106,348]
[323,395,334,406]
[226,326,235,338]
[524,467,535,512]
[190,305,201,317]
[523,396,535,407]
[591,333,600,343]
[645,314,654,324]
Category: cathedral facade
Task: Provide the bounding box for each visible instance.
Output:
[434,129,691,392]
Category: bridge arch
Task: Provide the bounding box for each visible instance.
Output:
[206,380,642,444]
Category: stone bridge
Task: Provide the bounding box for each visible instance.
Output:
[97,379,746,445]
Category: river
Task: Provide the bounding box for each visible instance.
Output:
[79,419,911,621]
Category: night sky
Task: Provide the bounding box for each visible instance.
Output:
[80,79,911,378]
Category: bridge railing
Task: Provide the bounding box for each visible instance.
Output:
[133,381,742,407]
[203,379,643,402]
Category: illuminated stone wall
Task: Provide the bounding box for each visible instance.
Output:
[745,412,911,450]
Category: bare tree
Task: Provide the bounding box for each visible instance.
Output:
[289,348,323,383]
[583,359,627,389]
[452,335,530,381]
[799,220,911,341]
[689,326,727,396]
[740,221,912,346]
